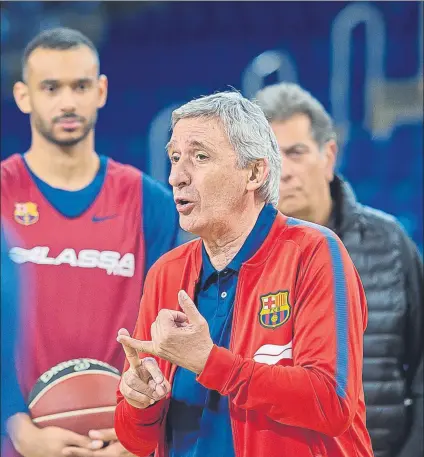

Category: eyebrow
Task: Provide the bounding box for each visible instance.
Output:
[166,140,175,155]
[40,79,59,86]
[189,140,215,153]
[74,78,94,85]
[166,139,215,154]
[280,143,309,152]
[39,78,94,86]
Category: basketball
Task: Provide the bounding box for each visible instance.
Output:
[28,359,121,435]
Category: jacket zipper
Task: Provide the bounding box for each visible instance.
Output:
[228,268,243,457]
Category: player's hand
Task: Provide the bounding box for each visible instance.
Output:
[87,428,136,456]
[62,435,102,457]
[117,290,214,374]
[118,329,171,409]
[9,417,96,457]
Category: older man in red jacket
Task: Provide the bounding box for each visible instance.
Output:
[114,91,374,457]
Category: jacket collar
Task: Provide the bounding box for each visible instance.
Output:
[199,204,277,288]
[329,174,363,236]
[192,211,289,276]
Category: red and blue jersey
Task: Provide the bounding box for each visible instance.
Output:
[0,153,179,399]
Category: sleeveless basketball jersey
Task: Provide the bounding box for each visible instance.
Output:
[1,154,146,398]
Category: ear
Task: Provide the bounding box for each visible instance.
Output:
[323,140,338,182]
[97,74,108,109]
[13,81,31,114]
[246,159,269,192]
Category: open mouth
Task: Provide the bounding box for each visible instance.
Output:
[174,198,195,213]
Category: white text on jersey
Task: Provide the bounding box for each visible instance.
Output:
[9,246,135,277]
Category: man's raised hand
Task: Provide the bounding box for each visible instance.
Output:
[117,329,170,409]
[116,291,214,375]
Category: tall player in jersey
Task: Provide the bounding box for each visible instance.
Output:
[1,28,179,457]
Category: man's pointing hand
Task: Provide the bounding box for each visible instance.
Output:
[116,291,214,374]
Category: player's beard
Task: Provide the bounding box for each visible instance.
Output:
[32,111,97,147]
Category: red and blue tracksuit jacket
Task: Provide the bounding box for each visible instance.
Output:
[115,212,374,457]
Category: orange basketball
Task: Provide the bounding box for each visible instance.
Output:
[28,359,121,435]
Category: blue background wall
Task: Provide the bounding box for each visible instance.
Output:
[1,1,422,250]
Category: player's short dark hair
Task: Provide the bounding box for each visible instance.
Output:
[22,27,99,81]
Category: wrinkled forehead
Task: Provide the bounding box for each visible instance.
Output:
[169,116,232,152]
[26,46,99,83]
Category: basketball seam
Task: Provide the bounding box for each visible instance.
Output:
[33,406,116,423]
[29,370,121,409]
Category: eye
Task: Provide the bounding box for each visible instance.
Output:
[286,149,302,156]
[74,81,90,92]
[195,153,208,161]
[170,153,180,164]
[285,148,307,160]
[43,84,57,93]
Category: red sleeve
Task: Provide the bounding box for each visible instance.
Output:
[115,270,166,456]
[197,234,367,437]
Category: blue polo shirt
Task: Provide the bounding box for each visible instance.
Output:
[166,204,277,457]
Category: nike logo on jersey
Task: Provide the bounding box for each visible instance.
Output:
[92,214,117,222]
[8,246,135,277]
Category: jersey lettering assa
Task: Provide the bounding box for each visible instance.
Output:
[1,155,146,397]
[9,247,135,277]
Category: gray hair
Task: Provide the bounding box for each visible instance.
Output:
[255,82,337,148]
[171,91,281,207]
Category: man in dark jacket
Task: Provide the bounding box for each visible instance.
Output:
[256,82,423,457]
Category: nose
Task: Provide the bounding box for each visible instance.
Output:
[59,87,77,113]
[280,154,294,182]
[169,158,191,189]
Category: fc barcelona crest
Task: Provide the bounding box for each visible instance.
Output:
[14,202,39,226]
[259,291,291,329]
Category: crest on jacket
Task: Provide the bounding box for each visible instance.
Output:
[14,202,39,226]
[259,291,291,329]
